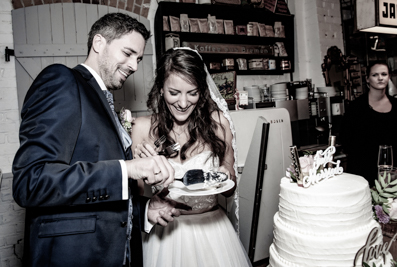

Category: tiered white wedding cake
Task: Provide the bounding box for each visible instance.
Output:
[268,173,394,266]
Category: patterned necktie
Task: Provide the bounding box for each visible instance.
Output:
[103,90,132,151]
[103,90,134,265]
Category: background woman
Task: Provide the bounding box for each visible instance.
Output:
[340,61,397,187]
[131,48,251,267]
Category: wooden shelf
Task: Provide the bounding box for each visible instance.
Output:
[154,2,295,75]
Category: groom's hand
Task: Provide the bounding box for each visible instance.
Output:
[148,188,192,226]
[125,156,175,187]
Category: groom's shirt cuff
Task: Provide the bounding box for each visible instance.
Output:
[144,200,155,233]
[119,160,153,232]
[119,160,128,200]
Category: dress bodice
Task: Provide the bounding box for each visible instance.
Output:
[167,151,219,214]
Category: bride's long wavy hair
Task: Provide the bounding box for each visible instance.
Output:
[147,48,226,163]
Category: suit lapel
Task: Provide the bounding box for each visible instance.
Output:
[72,65,128,157]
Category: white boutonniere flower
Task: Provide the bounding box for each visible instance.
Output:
[118,107,135,134]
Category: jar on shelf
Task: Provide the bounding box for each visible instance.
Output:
[222,58,234,70]
[165,33,180,51]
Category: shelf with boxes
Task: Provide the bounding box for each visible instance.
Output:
[154,2,295,75]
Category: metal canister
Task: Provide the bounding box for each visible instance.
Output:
[269,59,276,70]
[262,58,269,70]
[222,58,234,70]
[209,62,221,70]
[280,60,291,70]
[248,58,264,70]
[236,58,247,70]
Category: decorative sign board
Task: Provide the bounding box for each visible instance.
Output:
[210,71,236,104]
[354,227,397,266]
[181,42,274,55]
[379,0,397,27]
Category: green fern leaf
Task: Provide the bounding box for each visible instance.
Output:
[376,180,384,193]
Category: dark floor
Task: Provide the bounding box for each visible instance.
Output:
[253,258,269,267]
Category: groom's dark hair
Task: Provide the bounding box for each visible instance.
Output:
[147,48,227,164]
[87,12,151,55]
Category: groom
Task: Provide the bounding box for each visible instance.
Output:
[12,13,185,267]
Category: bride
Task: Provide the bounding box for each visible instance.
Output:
[131,48,251,267]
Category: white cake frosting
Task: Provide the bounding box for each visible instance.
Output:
[268,173,393,267]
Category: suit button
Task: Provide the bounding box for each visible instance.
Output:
[92,196,97,202]
[86,197,91,203]
[99,195,104,200]
[104,195,110,200]
[121,221,127,227]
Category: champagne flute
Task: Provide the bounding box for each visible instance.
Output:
[378,145,393,175]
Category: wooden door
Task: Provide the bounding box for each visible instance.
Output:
[12,3,153,118]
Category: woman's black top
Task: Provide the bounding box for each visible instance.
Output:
[340,93,397,187]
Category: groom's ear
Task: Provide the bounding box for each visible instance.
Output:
[92,34,106,54]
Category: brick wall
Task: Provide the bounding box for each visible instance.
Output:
[0,174,24,267]
[0,0,19,175]
[11,0,151,18]
[1,0,25,265]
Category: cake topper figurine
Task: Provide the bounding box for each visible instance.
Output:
[287,137,343,187]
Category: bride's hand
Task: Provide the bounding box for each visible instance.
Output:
[218,165,236,197]
[134,141,157,158]
[218,166,231,181]
[148,188,192,226]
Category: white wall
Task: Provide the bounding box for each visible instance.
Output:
[291,0,344,87]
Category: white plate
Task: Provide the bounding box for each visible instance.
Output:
[168,179,235,196]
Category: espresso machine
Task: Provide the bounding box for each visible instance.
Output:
[271,80,345,148]
[307,87,344,147]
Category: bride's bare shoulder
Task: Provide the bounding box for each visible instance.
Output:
[131,115,152,135]
[211,110,230,128]
[133,115,151,125]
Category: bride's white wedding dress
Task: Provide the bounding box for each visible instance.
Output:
[142,151,252,267]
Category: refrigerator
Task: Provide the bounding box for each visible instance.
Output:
[230,108,293,264]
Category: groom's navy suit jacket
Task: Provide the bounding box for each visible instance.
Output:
[13,64,145,267]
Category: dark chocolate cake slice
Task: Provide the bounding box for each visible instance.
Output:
[182,169,228,187]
